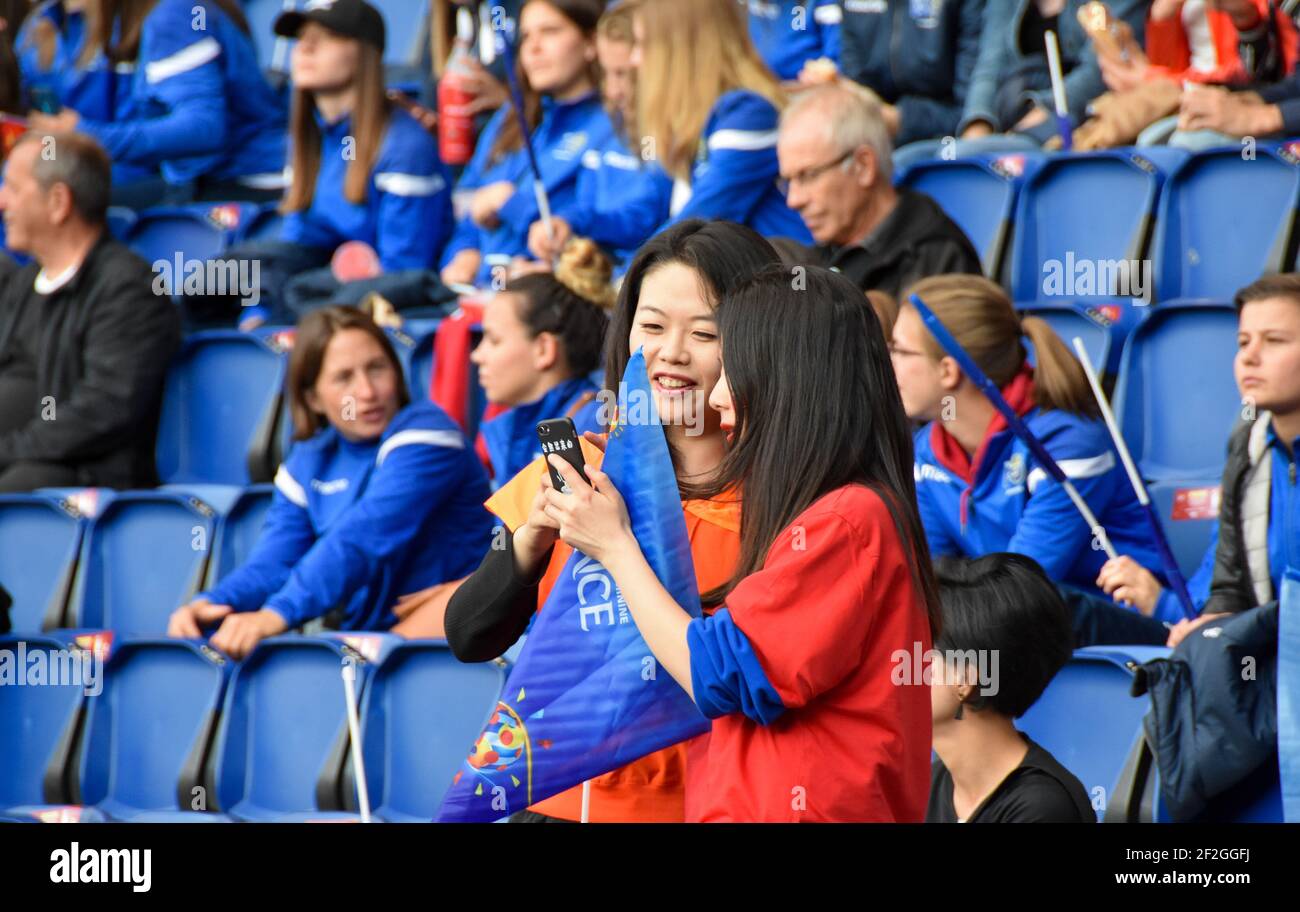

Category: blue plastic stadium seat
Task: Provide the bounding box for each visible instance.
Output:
[76,639,233,821]
[209,637,389,821]
[240,203,286,244]
[156,331,288,486]
[106,206,137,242]
[1146,480,1220,579]
[345,641,504,822]
[1019,645,1170,821]
[898,152,1043,279]
[1153,147,1300,303]
[386,323,440,401]
[0,494,86,633]
[69,492,218,636]
[126,206,244,278]
[0,635,90,820]
[1113,303,1240,481]
[1009,149,1187,305]
[204,485,274,590]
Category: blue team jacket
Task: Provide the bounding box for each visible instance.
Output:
[840,0,985,145]
[442,93,615,285]
[281,107,454,271]
[478,376,603,487]
[567,129,673,268]
[81,0,286,186]
[747,0,843,80]
[914,407,1165,598]
[200,402,494,631]
[16,1,119,120]
[664,90,811,243]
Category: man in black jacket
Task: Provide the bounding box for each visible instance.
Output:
[0,131,179,491]
[773,84,982,299]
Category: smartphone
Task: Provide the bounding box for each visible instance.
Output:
[30,86,62,115]
[537,417,589,493]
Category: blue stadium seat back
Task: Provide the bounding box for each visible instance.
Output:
[241,202,286,243]
[1017,300,1142,382]
[126,206,241,275]
[70,492,218,636]
[106,206,137,242]
[0,635,89,810]
[1146,480,1220,579]
[1019,646,1169,821]
[898,152,1044,279]
[212,637,371,820]
[355,641,505,822]
[1009,149,1187,304]
[1154,147,1300,303]
[161,483,245,515]
[206,485,275,589]
[0,494,86,633]
[1113,302,1240,480]
[156,331,288,485]
[78,639,231,820]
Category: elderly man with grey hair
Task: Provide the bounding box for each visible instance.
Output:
[0,131,179,492]
[774,85,981,299]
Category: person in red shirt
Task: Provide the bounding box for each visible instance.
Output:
[544,263,940,822]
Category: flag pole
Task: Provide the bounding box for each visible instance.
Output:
[1070,337,1196,619]
[908,293,1118,559]
[580,780,591,823]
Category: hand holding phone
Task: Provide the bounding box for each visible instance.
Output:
[537,417,589,493]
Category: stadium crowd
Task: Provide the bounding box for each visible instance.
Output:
[0,0,1297,823]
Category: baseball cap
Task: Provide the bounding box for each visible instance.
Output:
[274,0,386,53]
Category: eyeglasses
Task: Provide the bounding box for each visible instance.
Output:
[776,148,857,196]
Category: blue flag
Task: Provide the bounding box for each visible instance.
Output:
[436,348,710,822]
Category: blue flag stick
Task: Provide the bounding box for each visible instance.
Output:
[1070,337,1196,620]
[494,20,555,247]
[908,293,1117,560]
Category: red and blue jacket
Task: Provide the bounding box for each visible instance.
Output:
[684,484,933,822]
[199,402,493,631]
[912,368,1166,599]
[747,0,843,80]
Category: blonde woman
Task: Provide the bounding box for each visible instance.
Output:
[626,0,810,241]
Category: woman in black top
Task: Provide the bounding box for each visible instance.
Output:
[927,553,1096,823]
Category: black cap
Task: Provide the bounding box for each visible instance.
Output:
[274,0,386,53]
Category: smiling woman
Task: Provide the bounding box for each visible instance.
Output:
[443,219,780,823]
[167,307,494,659]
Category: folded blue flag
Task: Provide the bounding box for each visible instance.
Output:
[436,347,709,822]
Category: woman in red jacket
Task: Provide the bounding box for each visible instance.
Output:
[543,263,940,821]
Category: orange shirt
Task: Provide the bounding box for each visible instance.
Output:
[485,445,740,822]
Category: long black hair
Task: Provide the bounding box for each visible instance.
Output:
[700,263,942,637]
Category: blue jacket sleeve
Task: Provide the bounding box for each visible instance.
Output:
[262,420,472,628]
[80,2,228,165]
[568,155,673,252]
[814,0,843,63]
[440,108,509,265]
[373,153,454,270]
[1152,521,1219,624]
[665,93,782,228]
[896,0,985,144]
[687,608,787,725]
[1006,426,1121,581]
[960,0,1014,132]
[495,110,610,233]
[199,469,317,613]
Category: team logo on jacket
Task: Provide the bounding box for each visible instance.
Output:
[554,131,588,161]
[312,478,349,495]
[1002,453,1027,493]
